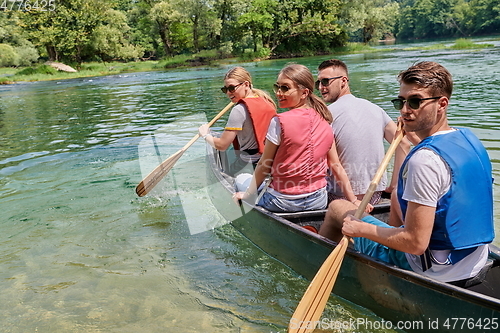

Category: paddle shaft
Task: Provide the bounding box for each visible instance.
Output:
[181,101,235,150]
[135,102,234,197]
[354,125,404,218]
[288,123,405,333]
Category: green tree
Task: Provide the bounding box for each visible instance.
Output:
[149,0,185,56]
[212,0,250,51]
[90,9,143,62]
[127,1,160,58]
[237,0,274,52]
[0,12,22,46]
[464,0,500,34]
[397,0,500,40]
[19,0,145,63]
[19,0,112,63]
[179,0,221,52]
[341,0,400,43]
[0,12,39,65]
[262,0,346,54]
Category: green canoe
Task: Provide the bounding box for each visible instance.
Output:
[206,146,500,332]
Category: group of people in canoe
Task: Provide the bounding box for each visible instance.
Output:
[198,60,495,286]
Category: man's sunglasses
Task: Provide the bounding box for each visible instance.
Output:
[273,83,292,94]
[314,76,343,90]
[221,82,244,93]
[391,96,442,110]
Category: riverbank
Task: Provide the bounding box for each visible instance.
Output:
[0,48,235,85]
[0,39,496,85]
[0,61,160,85]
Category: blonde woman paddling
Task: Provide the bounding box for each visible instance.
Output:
[199,67,276,176]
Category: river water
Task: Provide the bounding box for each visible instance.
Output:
[1,37,500,332]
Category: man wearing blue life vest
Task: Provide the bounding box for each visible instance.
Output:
[319,61,495,285]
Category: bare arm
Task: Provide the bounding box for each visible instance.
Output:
[327,143,357,203]
[328,144,373,212]
[388,190,404,227]
[234,139,278,201]
[342,201,435,255]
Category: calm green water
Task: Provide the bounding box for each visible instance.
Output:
[1,38,500,332]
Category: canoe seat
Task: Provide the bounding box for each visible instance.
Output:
[275,210,326,232]
[274,202,392,232]
[275,209,327,219]
[449,259,495,289]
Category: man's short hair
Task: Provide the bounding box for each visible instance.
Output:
[398,61,453,98]
[318,59,349,76]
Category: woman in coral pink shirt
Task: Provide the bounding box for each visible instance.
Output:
[235,64,359,213]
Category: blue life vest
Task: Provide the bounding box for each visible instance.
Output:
[398,128,494,253]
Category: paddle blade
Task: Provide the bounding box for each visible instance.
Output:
[135,149,185,197]
[135,102,234,197]
[288,237,349,333]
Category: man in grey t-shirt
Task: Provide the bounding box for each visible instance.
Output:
[316,59,411,204]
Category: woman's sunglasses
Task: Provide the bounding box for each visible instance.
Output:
[391,96,442,110]
[221,82,244,93]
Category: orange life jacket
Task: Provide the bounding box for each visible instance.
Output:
[232,96,276,154]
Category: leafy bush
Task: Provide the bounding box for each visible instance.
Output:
[217,41,234,58]
[254,47,271,59]
[450,38,493,49]
[0,77,14,84]
[273,32,349,58]
[15,67,37,75]
[239,47,272,61]
[0,44,19,67]
[16,65,57,76]
[37,65,58,74]
[15,45,39,66]
[79,64,102,71]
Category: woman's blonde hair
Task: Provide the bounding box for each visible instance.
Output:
[278,63,332,123]
[224,67,276,107]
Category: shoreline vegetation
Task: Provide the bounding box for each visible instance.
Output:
[0,38,495,85]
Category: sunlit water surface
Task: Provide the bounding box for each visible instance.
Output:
[1,38,500,332]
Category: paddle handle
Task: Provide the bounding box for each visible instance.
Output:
[208,102,234,126]
[180,102,234,152]
[354,122,404,219]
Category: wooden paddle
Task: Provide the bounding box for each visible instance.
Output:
[136,102,234,197]
[288,123,405,333]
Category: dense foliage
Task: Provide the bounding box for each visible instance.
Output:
[0,0,498,66]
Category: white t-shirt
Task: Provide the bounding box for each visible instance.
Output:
[327,94,392,196]
[225,103,261,162]
[266,117,281,145]
[402,130,489,282]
